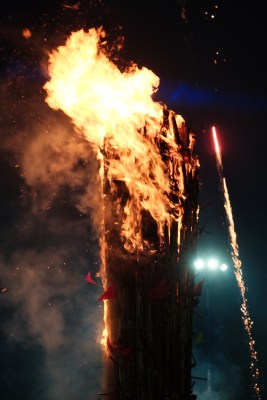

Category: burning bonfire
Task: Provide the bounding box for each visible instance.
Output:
[44,27,200,400]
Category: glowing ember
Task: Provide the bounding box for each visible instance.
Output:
[22,28,32,39]
[63,1,81,10]
[212,126,262,399]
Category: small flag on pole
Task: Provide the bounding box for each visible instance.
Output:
[107,337,133,357]
[85,272,97,285]
[98,283,117,301]
[193,330,206,346]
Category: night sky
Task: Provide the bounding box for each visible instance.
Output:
[0,1,267,400]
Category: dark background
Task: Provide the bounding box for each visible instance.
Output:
[0,1,266,399]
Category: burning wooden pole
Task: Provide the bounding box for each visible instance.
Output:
[43,27,200,400]
[101,105,200,400]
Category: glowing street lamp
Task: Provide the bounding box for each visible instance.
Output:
[220,263,228,272]
[194,259,205,270]
[193,257,228,273]
[207,258,219,270]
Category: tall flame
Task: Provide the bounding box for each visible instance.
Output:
[43,27,188,353]
[212,126,261,399]
[44,27,184,253]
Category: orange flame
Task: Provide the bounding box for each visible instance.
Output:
[44,27,185,253]
[44,27,190,356]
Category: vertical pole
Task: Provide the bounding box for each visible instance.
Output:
[206,282,211,393]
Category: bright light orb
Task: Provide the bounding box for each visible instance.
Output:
[207,258,219,270]
[220,263,228,271]
[194,259,205,270]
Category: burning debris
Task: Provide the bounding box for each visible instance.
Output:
[44,27,200,399]
[63,2,81,10]
[22,28,32,39]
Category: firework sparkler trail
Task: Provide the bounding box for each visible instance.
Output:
[212,126,261,399]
